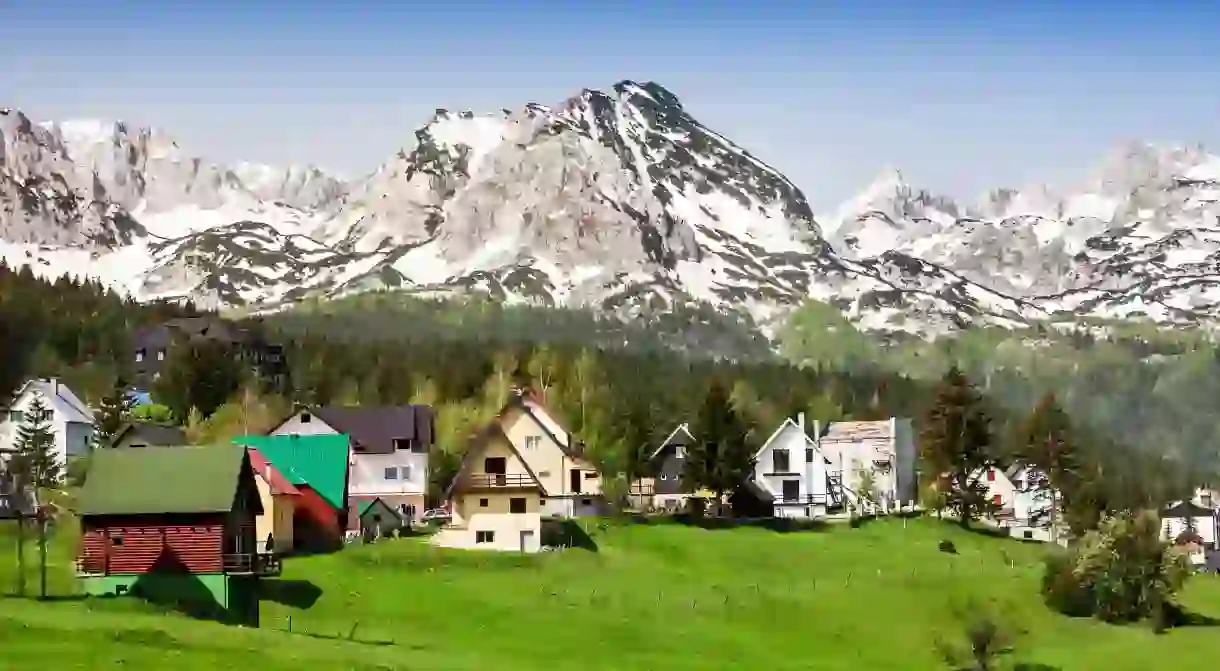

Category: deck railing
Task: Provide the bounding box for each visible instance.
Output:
[465,473,536,489]
[223,552,283,576]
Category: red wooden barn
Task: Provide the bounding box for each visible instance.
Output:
[75,445,278,622]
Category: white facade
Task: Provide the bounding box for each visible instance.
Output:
[271,409,428,507]
[816,417,917,511]
[0,379,94,475]
[973,464,1063,544]
[432,513,542,553]
[751,415,830,519]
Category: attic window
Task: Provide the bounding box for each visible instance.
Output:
[393,438,413,451]
[300,412,311,423]
[674,446,685,459]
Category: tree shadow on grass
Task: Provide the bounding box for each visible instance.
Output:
[1012,664,1062,671]
[668,514,832,534]
[258,579,323,610]
[1166,604,1220,628]
[541,518,599,552]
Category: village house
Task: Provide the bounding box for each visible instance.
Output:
[631,423,700,512]
[815,418,917,512]
[233,434,351,552]
[132,316,286,391]
[435,422,545,553]
[246,447,301,554]
[74,445,275,625]
[269,405,433,521]
[748,414,838,518]
[972,463,1063,543]
[348,497,402,542]
[1162,488,1219,567]
[0,378,93,469]
[108,421,188,449]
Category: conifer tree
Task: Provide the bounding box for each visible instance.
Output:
[1018,392,1082,541]
[686,379,754,513]
[920,366,995,528]
[92,378,134,448]
[153,338,243,421]
[11,395,61,491]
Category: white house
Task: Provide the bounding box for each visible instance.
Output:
[972,463,1063,543]
[0,378,93,474]
[1163,488,1219,566]
[815,418,917,512]
[269,405,433,520]
[749,414,835,519]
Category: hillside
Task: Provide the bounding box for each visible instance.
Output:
[3,88,1220,336]
[6,519,1220,670]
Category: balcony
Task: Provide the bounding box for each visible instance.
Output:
[223,552,283,577]
[775,494,829,505]
[465,473,537,490]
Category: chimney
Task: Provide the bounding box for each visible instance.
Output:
[796,412,806,432]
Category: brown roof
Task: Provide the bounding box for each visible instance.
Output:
[307,405,435,454]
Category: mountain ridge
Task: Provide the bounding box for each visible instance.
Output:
[2,84,1219,337]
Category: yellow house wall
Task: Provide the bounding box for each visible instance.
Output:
[254,471,296,552]
[452,431,542,524]
[501,405,601,497]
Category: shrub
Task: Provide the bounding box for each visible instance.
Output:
[1041,510,1192,626]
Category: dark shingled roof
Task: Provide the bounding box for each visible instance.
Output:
[310,405,434,454]
[110,421,188,448]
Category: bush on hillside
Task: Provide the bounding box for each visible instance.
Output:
[1041,510,1192,627]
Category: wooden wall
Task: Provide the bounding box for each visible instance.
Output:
[79,514,230,575]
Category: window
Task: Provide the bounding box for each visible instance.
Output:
[392,438,413,451]
[525,435,541,449]
[475,531,495,544]
[135,350,144,363]
[1203,494,1214,508]
[993,494,1002,505]
[539,497,546,504]
[660,474,668,480]
[805,448,814,463]
[400,465,412,480]
[384,467,399,480]
[156,350,165,361]
[1023,530,1034,540]
[509,497,527,514]
[987,470,996,482]
[111,535,124,546]
[581,498,592,506]
[782,480,800,502]
[8,410,24,423]
[772,449,790,473]
[372,514,382,523]
[129,443,147,449]
[585,472,597,479]
[674,446,685,459]
[300,412,311,423]
[538,470,551,478]
[479,498,489,507]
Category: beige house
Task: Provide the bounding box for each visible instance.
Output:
[247,447,299,553]
[433,424,544,552]
[433,388,603,553]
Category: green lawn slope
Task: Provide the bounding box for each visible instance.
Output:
[3,517,1220,670]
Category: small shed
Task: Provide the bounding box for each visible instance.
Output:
[75,445,273,624]
[109,422,188,449]
[349,497,402,540]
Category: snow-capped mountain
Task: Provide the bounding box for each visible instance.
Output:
[1,85,1217,337]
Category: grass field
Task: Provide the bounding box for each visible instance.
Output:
[3,516,1220,670]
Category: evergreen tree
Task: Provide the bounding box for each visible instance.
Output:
[153,338,243,421]
[1018,392,1082,541]
[920,366,995,528]
[686,379,754,513]
[92,378,134,448]
[10,395,61,491]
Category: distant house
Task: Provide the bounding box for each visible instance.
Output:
[132,316,286,390]
[348,497,402,541]
[435,423,545,553]
[109,422,187,449]
[1163,489,1219,566]
[971,463,1062,543]
[232,434,351,552]
[631,423,698,512]
[74,445,275,624]
[0,378,94,469]
[815,418,918,511]
[749,414,837,519]
[246,447,301,554]
[269,405,433,520]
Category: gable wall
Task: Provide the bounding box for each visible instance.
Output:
[501,406,600,498]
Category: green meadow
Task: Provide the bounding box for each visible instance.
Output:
[3,517,1220,670]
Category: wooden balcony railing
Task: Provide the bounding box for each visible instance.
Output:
[465,473,537,489]
[223,552,283,576]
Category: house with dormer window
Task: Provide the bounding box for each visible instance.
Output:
[748,414,840,518]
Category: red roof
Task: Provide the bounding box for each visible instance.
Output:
[247,448,303,497]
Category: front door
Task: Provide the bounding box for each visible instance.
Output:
[570,469,582,494]
[520,529,534,553]
[485,457,507,486]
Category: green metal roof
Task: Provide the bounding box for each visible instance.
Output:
[78,445,249,516]
[356,500,376,517]
[233,434,349,510]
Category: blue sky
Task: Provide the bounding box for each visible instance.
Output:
[2,0,1218,210]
